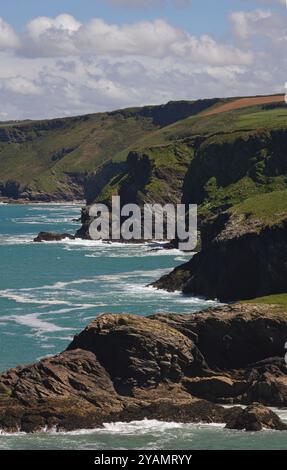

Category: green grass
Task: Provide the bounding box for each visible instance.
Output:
[246,294,287,310]
[0,96,286,203]
[94,142,193,206]
[232,189,287,226]
[0,113,157,197]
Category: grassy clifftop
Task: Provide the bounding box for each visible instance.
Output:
[1,94,285,203]
[90,97,287,217]
[0,98,220,201]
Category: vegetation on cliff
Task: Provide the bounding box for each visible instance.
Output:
[0,98,220,201]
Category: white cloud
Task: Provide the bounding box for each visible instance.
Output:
[0,9,284,120]
[231,8,286,43]
[24,14,81,56]
[0,18,19,49]
[19,15,253,68]
[1,76,42,95]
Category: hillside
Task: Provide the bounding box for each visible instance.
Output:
[0,98,221,201]
[80,94,286,234]
[0,93,284,202]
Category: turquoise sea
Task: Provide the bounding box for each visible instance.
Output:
[0,203,286,450]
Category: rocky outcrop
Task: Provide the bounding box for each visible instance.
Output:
[34,232,75,242]
[76,147,191,240]
[1,305,287,433]
[153,211,287,302]
[225,404,287,432]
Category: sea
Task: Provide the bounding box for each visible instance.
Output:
[0,203,286,450]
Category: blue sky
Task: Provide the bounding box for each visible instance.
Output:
[1,0,283,36]
[0,0,285,119]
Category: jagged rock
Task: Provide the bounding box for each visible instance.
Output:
[152,212,287,302]
[184,376,249,401]
[0,308,287,433]
[225,404,287,432]
[34,232,75,242]
[152,305,287,369]
[67,314,202,394]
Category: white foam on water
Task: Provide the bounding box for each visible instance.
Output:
[0,302,96,336]
[0,429,25,436]
[97,268,169,282]
[100,420,186,435]
[22,419,226,437]
[83,245,191,259]
[270,408,287,422]
[0,235,34,245]
[11,217,75,225]
[65,238,146,248]
[0,290,72,306]
[29,206,82,212]
[0,313,71,334]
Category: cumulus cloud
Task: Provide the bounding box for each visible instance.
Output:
[0,18,19,49]
[0,8,284,120]
[231,9,286,43]
[19,15,253,68]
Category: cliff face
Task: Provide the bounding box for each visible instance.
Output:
[182,129,287,216]
[151,122,287,301]
[153,208,287,302]
[1,305,287,432]
[76,144,192,239]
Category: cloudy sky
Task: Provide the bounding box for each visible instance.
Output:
[0,0,285,120]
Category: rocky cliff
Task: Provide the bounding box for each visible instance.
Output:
[153,190,287,301]
[1,304,287,433]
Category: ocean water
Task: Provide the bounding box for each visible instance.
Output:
[0,203,286,450]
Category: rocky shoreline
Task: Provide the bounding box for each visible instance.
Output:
[1,304,287,433]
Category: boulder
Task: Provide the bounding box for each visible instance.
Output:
[67,314,201,394]
[34,232,75,242]
[225,404,287,431]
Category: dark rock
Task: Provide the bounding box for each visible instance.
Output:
[225,404,287,431]
[34,232,75,242]
[67,314,202,394]
[1,308,287,432]
[152,305,287,370]
[152,212,287,302]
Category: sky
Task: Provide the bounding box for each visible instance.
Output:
[0,0,285,119]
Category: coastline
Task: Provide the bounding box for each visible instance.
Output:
[1,307,287,433]
[0,198,85,205]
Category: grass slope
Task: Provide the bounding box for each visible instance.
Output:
[0,94,285,206]
[102,100,287,219]
[0,98,221,200]
[246,294,287,311]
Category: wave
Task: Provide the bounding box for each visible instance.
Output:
[28,205,83,211]
[0,235,34,245]
[0,419,226,437]
[0,290,72,305]
[11,217,78,225]
[1,313,71,334]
